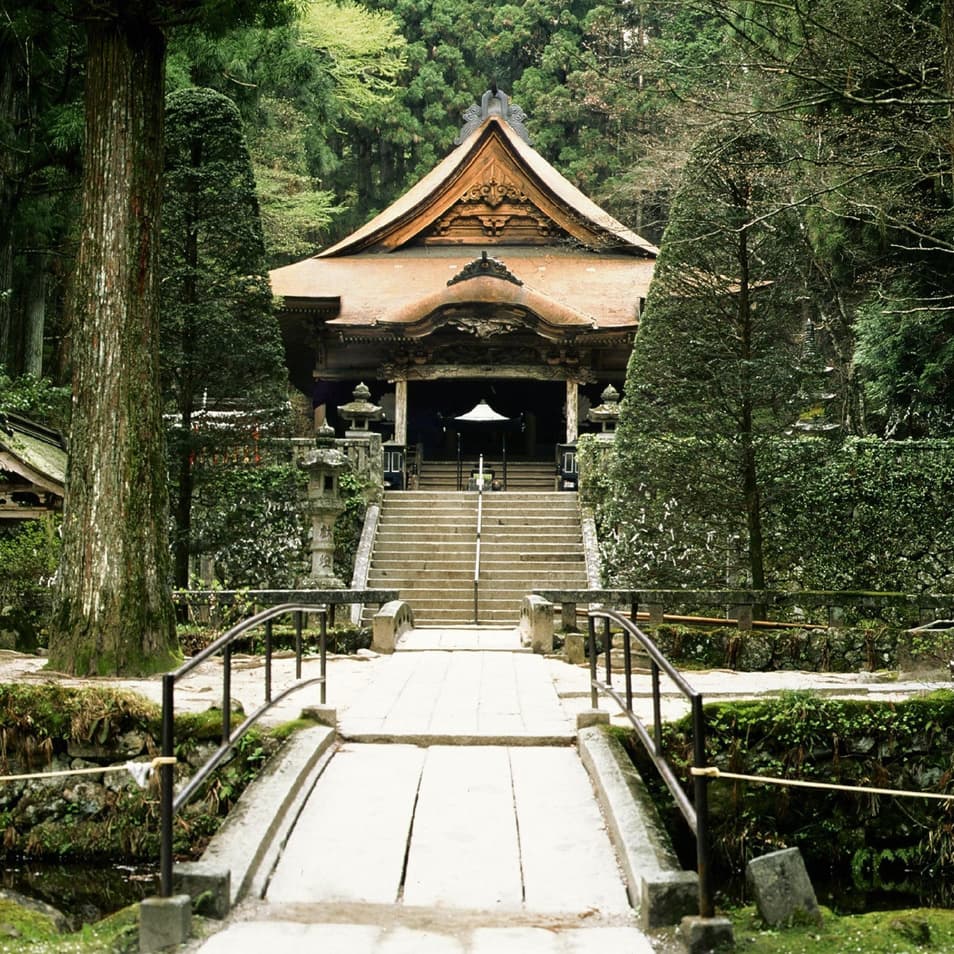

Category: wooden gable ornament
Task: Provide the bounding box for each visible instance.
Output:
[319,87,656,258]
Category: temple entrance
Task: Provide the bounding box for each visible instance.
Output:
[402,379,565,460]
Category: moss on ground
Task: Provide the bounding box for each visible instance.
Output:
[728,905,954,953]
[0,899,139,953]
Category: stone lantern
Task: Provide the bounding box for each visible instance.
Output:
[298,424,352,587]
[337,382,383,437]
[587,384,622,435]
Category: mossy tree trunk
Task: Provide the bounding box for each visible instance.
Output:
[51,15,177,676]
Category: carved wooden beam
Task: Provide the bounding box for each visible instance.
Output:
[379,363,596,383]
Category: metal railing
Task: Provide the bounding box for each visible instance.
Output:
[474,455,485,623]
[587,607,713,918]
[159,601,332,898]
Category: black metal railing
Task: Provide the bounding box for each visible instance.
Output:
[159,601,332,898]
[587,607,713,919]
[474,466,484,623]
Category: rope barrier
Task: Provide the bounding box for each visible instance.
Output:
[0,756,177,789]
[691,766,954,802]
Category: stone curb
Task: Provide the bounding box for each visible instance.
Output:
[577,726,698,930]
[188,724,337,907]
[339,732,574,747]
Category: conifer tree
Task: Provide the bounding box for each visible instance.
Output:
[161,87,286,588]
[614,122,809,589]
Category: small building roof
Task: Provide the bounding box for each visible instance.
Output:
[0,413,66,518]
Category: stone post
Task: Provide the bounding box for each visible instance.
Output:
[298,425,352,588]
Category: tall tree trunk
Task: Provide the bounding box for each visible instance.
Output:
[0,49,19,369]
[23,251,45,376]
[51,17,177,675]
[737,225,766,592]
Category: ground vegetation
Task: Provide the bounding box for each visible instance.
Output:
[628,691,954,909]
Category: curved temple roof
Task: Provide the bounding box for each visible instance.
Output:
[270,89,657,338]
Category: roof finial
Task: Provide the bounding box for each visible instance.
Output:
[455,85,531,146]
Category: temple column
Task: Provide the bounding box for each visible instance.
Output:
[565,379,579,443]
[394,378,408,445]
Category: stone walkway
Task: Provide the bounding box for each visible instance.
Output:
[188,631,655,954]
[2,633,945,954]
[339,650,573,743]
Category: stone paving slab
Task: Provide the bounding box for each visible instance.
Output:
[546,657,950,726]
[193,921,654,954]
[403,746,522,909]
[397,627,524,651]
[339,651,573,743]
[260,743,630,918]
[266,744,426,905]
[510,747,630,914]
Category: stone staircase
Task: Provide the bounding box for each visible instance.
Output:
[416,460,556,492]
[364,489,588,626]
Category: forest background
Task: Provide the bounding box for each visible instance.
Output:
[0,0,952,669]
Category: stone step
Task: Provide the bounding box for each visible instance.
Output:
[374,533,582,546]
[366,478,588,627]
[368,567,586,581]
[375,542,582,553]
[367,575,586,590]
[382,510,580,523]
[384,490,575,501]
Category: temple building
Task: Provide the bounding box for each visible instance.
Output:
[270,87,657,467]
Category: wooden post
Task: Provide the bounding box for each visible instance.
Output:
[394,378,408,445]
[566,379,578,443]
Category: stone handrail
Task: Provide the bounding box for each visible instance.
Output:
[371,600,415,653]
[531,588,954,631]
[174,588,399,628]
[518,595,553,654]
[349,504,382,624]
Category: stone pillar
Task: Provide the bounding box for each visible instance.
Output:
[566,379,578,443]
[394,378,408,445]
[298,425,351,588]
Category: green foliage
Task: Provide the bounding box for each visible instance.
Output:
[0,684,158,757]
[161,86,284,410]
[161,85,289,586]
[297,0,406,118]
[590,435,954,593]
[639,622,902,674]
[333,470,370,578]
[649,692,954,891]
[190,460,307,587]
[0,683,284,865]
[168,0,406,258]
[854,281,954,437]
[615,120,813,588]
[0,370,70,430]
[728,905,954,953]
[764,438,954,592]
[0,517,60,635]
[686,0,954,437]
